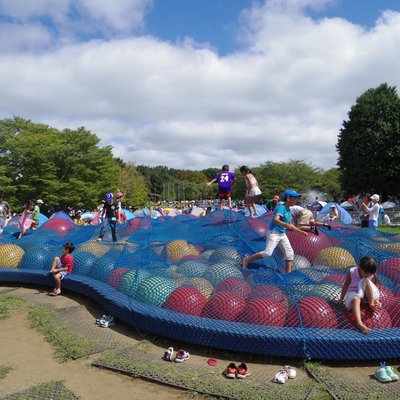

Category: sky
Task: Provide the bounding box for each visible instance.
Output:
[0,0,399,171]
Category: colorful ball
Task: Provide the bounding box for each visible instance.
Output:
[0,244,25,268]
[165,286,207,316]
[41,218,75,237]
[248,284,289,311]
[107,268,129,288]
[208,247,242,264]
[185,278,214,299]
[237,298,287,326]
[313,247,355,269]
[344,304,392,329]
[166,240,200,262]
[19,248,55,270]
[287,297,338,329]
[379,258,400,284]
[311,283,342,303]
[76,241,109,257]
[248,219,268,238]
[176,259,207,277]
[119,269,151,297]
[293,254,312,270]
[135,276,176,307]
[201,292,246,321]
[72,251,98,276]
[88,255,116,282]
[203,262,243,286]
[216,278,251,299]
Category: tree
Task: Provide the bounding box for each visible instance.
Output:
[118,163,150,208]
[337,83,400,197]
[0,117,119,210]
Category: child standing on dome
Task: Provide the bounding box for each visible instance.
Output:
[97,192,119,242]
[239,166,262,218]
[207,165,236,210]
[338,256,381,334]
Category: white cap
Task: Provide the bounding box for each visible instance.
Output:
[371,194,380,202]
[36,199,44,204]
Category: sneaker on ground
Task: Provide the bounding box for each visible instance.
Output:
[224,363,237,379]
[374,363,392,383]
[385,365,399,381]
[163,347,174,362]
[284,365,297,379]
[95,315,107,325]
[174,349,190,363]
[236,363,251,379]
[274,369,288,384]
[99,319,115,328]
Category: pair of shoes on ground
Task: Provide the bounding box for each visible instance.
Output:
[95,315,115,328]
[375,362,399,383]
[163,347,190,363]
[274,366,297,384]
[224,363,251,379]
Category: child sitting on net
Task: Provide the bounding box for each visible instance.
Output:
[338,256,381,334]
[48,242,75,296]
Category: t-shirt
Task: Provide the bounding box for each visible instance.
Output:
[103,201,119,220]
[215,171,236,193]
[61,254,74,274]
[33,205,40,221]
[0,201,9,219]
[269,202,292,234]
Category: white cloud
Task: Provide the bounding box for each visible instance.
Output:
[0,0,399,171]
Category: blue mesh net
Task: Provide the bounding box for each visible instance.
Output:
[1,210,400,360]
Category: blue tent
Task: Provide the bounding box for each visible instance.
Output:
[317,202,353,224]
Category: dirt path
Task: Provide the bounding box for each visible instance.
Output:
[0,307,188,400]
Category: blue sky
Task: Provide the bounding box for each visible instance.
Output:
[0,0,399,171]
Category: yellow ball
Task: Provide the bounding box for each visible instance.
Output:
[376,243,400,253]
[166,240,199,262]
[76,241,109,256]
[187,278,214,299]
[0,244,25,268]
[314,247,355,269]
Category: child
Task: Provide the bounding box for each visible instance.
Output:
[242,190,308,273]
[0,192,11,234]
[32,199,44,230]
[207,165,236,209]
[115,190,126,223]
[97,192,119,242]
[49,242,75,296]
[18,200,35,239]
[290,204,331,235]
[338,256,381,334]
[239,166,262,218]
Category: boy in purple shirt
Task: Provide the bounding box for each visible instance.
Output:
[207,165,236,209]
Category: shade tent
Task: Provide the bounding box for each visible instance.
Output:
[340,201,358,211]
[309,200,327,212]
[382,201,397,210]
[243,204,268,217]
[317,202,353,224]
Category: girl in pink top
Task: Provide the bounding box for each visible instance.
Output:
[338,256,380,334]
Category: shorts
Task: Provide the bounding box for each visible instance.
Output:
[247,187,262,197]
[53,259,67,279]
[345,279,379,310]
[219,192,231,200]
[298,209,314,225]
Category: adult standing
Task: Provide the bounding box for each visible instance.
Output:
[363,194,381,230]
[239,166,262,218]
[0,192,11,234]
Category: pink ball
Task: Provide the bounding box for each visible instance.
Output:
[41,218,75,237]
[216,278,251,299]
[287,297,337,329]
[237,298,287,326]
[201,292,246,321]
[387,298,400,327]
[248,219,268,238]
[165,286,207,316]
[379,258,400,284]
[379,286,397,308]
[107,268,129,288]
[248,284,289,311]
[322,273,346,286]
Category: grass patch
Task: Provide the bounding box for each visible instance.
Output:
[94,347,317,400]
[3,380,80,400]
[0,365,11,380]
[378,226,400,234]
[28,306,102,362]
[0,295,27,320]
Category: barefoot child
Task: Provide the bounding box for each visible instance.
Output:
[239,166,262,218]
[49,242,75,296]
[242,190,308,273]
[338,256,381,334]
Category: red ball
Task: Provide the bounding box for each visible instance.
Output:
[345,304,392,329]
[286,297,337,329]
[201,292,246,321]
[379,286,397,308]
[41,218,75,237]
[248,219,269,238]
[165,286,207,316]
[216,278,251,299]
[107,268,129,288]
[237,298,287,326]
[248,284,289,311]
[287,230,337,263]
[379,258,400,284]
[387,298,400,327]
[322,273,346,286]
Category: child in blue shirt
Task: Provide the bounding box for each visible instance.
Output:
[242,190,307,273]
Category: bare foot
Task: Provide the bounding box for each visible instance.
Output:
[242,258,249,269]
[356,323,371,334]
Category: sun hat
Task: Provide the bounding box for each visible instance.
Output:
[371,194,380,202]
[273,195,280,201]
[116,191,123,198]
[36,199,44,204]
[283,190,301,200]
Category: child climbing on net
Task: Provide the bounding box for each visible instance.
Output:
[338,256,381,334]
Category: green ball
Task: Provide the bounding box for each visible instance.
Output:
[203,262,243,286]
[119,269,151,297]
[135,276,176,307]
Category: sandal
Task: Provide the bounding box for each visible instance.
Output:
[284,365,297,379]
[274,369,288,384]
[374,362,392,383]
